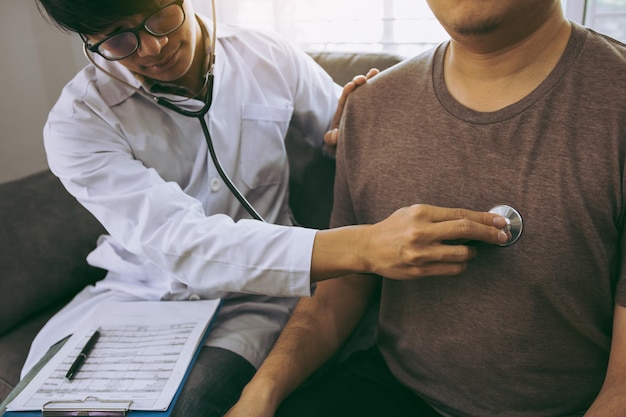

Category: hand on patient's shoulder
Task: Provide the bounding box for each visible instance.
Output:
[323,68,380,157]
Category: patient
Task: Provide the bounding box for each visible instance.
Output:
[226,0,626,416]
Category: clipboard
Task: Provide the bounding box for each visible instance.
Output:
[3,333,198,417]
[2,300,221,417]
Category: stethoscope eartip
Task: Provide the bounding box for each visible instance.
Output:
[489,204,523,246]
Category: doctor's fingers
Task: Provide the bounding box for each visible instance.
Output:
[362,67,380,82]
[403,204,509,244]
[330,83,355,129]
[321,85,353,156]
[323,129,339,157]
[350,68,380,86]
[330,68,380,129]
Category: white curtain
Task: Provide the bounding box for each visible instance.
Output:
[192,0,448,57]
[193,0,626,55]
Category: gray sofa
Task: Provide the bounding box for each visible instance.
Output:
[0,51,404,402]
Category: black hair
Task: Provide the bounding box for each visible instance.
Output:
[36,0,160,35]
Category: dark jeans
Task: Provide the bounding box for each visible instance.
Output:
[171,346,256,417]
[276,347,443,417]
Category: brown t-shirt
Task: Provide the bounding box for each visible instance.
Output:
[332,23,626,417]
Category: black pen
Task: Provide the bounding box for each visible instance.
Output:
[65,328,100,381]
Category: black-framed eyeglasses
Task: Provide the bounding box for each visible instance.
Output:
[82,0,186,61]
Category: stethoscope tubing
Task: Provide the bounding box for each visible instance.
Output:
[83,46,265,222]
[157,76,264,221]
[196,101,265,221]
[151,80,265,221]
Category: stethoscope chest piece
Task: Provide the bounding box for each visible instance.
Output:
[489,204,523,246]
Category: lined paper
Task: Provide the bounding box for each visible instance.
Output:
[7,300,220,412]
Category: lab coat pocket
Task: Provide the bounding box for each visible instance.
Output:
[240,103,293,188]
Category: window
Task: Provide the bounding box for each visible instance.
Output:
[582,0,626,41]
[195,0,626,56]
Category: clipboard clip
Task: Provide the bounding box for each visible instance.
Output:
[42,397,132,417]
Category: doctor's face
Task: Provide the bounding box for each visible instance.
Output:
[85,0,200,84]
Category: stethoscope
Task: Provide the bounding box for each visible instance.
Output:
[82,7,265,223]
[489,205,523,246]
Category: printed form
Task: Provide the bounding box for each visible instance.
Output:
[6,299,220,412]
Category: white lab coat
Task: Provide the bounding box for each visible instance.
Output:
[22,19,340,377]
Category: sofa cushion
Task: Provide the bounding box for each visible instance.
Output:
[309,51,405,85]
[0,303,63,402]
[0,170,106,335]
[288,51,404,229]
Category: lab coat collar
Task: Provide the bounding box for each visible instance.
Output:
[92,55,143,107]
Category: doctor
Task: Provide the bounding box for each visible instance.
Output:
[28,0,510,415]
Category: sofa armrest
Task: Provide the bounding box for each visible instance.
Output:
[0,170,106,336]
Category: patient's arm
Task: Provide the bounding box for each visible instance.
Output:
[224,274,379,417]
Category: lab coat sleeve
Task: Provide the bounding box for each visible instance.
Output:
[43,79,315,299]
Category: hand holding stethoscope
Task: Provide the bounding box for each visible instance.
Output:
[489,205,523,246]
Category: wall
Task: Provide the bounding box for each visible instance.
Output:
[0,1,85,183]
[0,1,218,184]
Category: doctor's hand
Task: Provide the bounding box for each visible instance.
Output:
[312,204,510,283]
[323,68,380,157]
[360,204,510,279]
